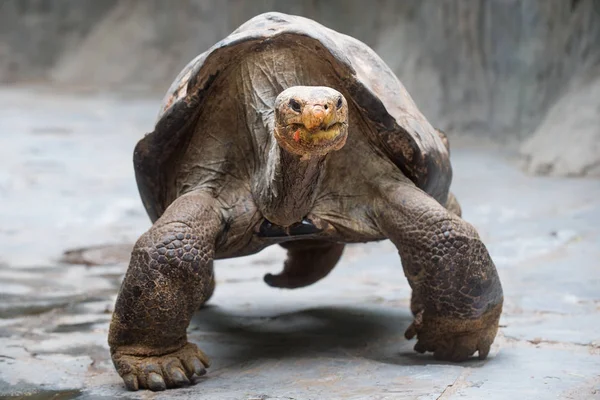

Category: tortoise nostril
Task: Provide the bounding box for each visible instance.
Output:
[324,104,328,110]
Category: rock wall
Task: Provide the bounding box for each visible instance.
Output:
[520,65,600,176]
[0,0,118,83]
[1,0,599,176]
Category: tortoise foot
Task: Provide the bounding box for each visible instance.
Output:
[263,271,301,288]
[404,303,502,362]
[111,342,210,391]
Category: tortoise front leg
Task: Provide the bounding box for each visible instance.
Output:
[108,191,221,391]
[375,181,503,361]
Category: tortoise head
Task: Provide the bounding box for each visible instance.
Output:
[274,86,348,159]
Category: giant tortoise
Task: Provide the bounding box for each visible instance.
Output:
[109,12,503,391]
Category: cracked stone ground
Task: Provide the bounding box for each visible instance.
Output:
[0,87,599,400]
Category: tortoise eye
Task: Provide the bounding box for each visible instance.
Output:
[336,97,343,109]
[289,99,301,112]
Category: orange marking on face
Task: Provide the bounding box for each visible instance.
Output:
[293,130,301,142]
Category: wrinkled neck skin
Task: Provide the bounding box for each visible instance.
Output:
[239,46,335,227]
[256,121,326,227]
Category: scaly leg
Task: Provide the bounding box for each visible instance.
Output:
[375,180,503,361]
[109,191,222,391]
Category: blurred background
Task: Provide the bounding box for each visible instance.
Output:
[1,1,600,399]
[2,0,600,176]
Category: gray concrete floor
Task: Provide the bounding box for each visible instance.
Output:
[0,87,599,399]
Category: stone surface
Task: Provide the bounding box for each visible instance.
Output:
[0,88,599,399]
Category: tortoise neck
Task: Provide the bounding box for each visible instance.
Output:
[258,139,326,227]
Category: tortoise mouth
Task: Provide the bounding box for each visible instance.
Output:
[291,122,346,144]
[274,122,348,157]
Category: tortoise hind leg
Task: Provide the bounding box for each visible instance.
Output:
[264,240,344,289]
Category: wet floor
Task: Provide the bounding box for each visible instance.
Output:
[0,88,599,399]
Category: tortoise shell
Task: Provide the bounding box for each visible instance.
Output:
[134,12,451,222]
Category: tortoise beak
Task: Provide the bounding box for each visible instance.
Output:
[302,104,333,131]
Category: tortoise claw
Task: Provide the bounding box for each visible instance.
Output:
[112,343,210,391]
[405,305,501,362]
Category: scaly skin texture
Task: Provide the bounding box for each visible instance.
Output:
[109,191,219,390]
[376,180,503,361]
